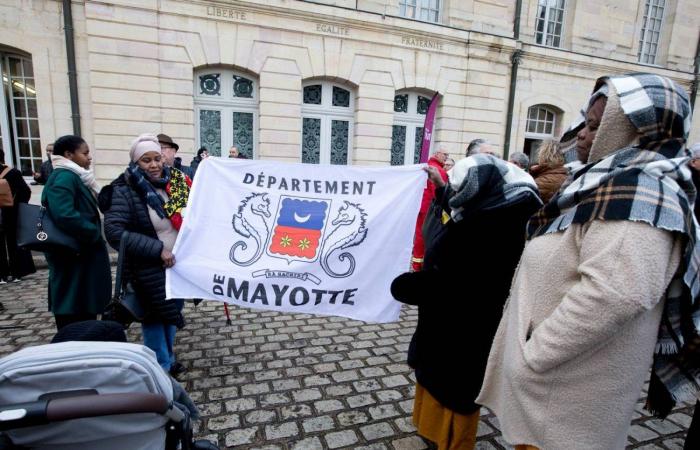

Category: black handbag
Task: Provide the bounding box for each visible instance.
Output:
[16,203,80,253]
[103,231,146,327]
[422,196,450,257]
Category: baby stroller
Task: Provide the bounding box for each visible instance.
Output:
[0,341,218,449]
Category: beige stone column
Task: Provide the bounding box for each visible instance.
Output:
[258,61,302,162]
[354,71,394,165]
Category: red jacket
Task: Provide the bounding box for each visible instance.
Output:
[412,156,448,269]
[420,156,448,214]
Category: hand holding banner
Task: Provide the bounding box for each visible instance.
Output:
[166,158,426,323]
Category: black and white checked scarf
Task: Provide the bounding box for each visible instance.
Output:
[528,73,699,417]
[448,153,541,222]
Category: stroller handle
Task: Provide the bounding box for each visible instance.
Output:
[0,393,169,431]
[48,392,169,421]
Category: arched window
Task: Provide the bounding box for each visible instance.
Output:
[391,91,432,165]
[0,50,41,175]
[524,104,559,160]
[301,81,354,165]
[194,68,257,158]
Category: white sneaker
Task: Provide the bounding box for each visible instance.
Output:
[12,277,20,283]
[0,279,6,285]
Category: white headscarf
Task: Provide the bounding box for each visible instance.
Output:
[129,134,161,162]
[51,154,100,195]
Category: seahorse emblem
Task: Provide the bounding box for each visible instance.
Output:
[230,193,271,266]
[319,201,368,278]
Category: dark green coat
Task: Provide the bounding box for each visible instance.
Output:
[41,169,111,315]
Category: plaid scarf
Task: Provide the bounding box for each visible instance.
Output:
[528,73,699,417]
[127,163,192,230]
[448,154,541,221]
[559,109,586,164]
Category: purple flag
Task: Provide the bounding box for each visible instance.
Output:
[419,93,440,163]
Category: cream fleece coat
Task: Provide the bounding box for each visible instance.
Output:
[476,83,683,450]
[476,221,681,449]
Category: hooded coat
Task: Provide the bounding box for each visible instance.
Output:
[476,76,688,449]
[392,155,542,415]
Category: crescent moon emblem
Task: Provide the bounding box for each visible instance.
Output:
[294,212,311,223]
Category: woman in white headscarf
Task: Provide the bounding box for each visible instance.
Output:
[103,134,192,376]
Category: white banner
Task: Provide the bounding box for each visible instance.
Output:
[166,158,426,323]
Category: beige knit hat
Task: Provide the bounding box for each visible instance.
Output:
[129,134,161,162]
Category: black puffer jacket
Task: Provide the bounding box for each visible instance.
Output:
[100,172,183,327]
[391,188,541,415]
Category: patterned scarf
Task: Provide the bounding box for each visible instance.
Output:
[448,154,541,221]
[528,73,699,418]
[127,163,192,230]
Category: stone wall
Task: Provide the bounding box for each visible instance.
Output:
[81,0,514,179]
[0,0,94,161]
[0,0,697,181]
[518,0,697,71]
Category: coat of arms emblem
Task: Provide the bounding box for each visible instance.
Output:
[267,197,330,262]
[230,192,368,278]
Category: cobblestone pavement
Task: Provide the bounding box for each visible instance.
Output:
[0,269,696,449]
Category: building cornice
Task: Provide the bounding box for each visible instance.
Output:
[521,44,695,84]
[89,0,695,81]
[91,0,518,58]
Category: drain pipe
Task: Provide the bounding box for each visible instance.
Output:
[691,31,700,112]
[513,0,522,40]
[503,50,523,160]
[503,0,523,159]
[63,0,81,136]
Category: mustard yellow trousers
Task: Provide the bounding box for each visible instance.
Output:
[412,383,540,450]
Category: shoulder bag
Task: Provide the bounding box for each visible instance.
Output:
[16,203,80,253]
[103,231,146,327]
[0,166,14,207]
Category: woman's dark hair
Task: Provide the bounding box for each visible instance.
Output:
[197,147,208,157]
[53,135,86,156]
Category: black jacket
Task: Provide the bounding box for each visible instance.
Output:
[173,158,194,179]
[189,156,202,177]
[35,159,53,185]
[693,170,700,222]
[391,189,541,414]
[100,173,183,327]
[0,165,35,279]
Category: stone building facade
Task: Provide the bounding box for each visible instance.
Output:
[0,0,698,181]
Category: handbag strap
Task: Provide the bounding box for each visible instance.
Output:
[0,166,10,180]
[36,206,46,234]
[113,231,130,298]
